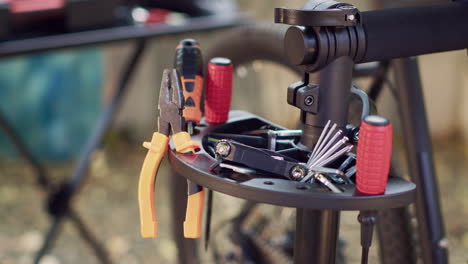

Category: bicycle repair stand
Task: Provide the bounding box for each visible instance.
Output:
[169,3,416,264]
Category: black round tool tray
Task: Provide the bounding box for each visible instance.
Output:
[168,111,416,210]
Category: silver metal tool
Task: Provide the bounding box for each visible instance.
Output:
[310,120,330,159]
[314,173,343,193]
[303,120,355,187]
[311,123,336,161]
[219,163,257,174]
[345,165,356,178]
[311,137,349,167]
[314,145,353,168]
[268,130,303,150]
[310,130,343,165]
[300,167,344,183]
[307,121,353,167]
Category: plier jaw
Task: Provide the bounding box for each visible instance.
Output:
[158,69,185,136]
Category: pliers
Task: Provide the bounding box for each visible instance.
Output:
[138,69,202,238]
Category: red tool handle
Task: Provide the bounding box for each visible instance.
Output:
[6,0,64,13]
[205,57,233,123]
[356,115,393,195]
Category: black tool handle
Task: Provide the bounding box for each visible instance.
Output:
[361,2,468,62]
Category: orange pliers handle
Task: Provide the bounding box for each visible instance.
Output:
[138,131,199,238]
[138,132,168,238]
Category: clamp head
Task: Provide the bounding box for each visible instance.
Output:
[158,69,185,136]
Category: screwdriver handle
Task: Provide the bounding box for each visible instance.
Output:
[356,115,393,195]
[175,39,204,125]
[175,39,205,239]
[205,57,233,123]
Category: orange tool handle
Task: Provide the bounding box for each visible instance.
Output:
[138,132,169,238]
[175,39,205,238]
[184,184,205,238]
[138,131,199,239]
[172,131,203,238]
[175,39,204,125]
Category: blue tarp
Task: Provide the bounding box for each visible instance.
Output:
[0,47,103,161]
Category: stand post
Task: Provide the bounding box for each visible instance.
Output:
[294,209,340,264]
[294,56,354,264]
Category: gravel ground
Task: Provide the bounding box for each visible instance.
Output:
[1,136,468,264]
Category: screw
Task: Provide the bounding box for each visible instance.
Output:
[215,140,231,157]
[353,130,359,142]
[438,238,449,248]
[304,96,314,106]
[347,14,355,21]
[290,166,306,180]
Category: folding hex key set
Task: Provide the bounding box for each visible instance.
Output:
[138,1,468,263]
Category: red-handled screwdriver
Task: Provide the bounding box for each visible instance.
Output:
[356,115,393,195]
[205,57,233,123]
[355,115,392,264]
[204,57,233,249]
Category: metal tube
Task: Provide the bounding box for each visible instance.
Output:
[169,172,199,264]
[0,111,49,188]
[393,57,448,264]
[313,145,353,168]
[310,130,343,165]
[301,57,353,145]
[294,209,340,264]
[295,56,354,264]
[311,123,336,161]
[310,120,331,159]
[311,137,348,167]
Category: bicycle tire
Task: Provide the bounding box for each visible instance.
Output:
[204,23,416,264]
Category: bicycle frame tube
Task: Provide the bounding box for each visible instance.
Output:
[295,56,354,264]
[393,57,448,264]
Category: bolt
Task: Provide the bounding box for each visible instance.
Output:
[215,140,231,157]
[353,130,359,142]
[304,96,314,106]
[290,166,306,180]
[347,14,355,21]
[438,238,449,248]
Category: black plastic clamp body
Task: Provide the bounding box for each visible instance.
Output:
[278,2,468,72]
[277,0,365,73]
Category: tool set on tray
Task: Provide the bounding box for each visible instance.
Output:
[137,37,415,264]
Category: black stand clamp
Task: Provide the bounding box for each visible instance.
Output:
[275,0,366,73]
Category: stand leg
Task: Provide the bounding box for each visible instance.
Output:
[0,106,112,264]
[393,57,448,264]
[294,209,340,264]
[0,111,48,188]
[169,171,199,264]
[34,39,147,264]
[295,56,353,264]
